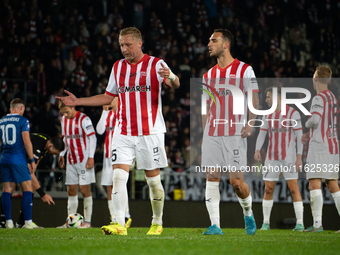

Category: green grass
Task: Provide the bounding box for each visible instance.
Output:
[0,228,339,255]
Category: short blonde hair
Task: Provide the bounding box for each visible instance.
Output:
[10,98,25,109]
[119,27,142,40]
[58,100,68,110]
[316,65,332,84]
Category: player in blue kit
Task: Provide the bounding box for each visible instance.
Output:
[0,98,37,229]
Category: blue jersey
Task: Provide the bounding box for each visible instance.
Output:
[0,113,30,164]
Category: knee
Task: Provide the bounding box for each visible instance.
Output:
[264,186,274,195]
[80,186,91,196]
[146,175,161,187]
[289,186,299,196]
[230,179,241,191]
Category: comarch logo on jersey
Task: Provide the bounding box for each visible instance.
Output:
[201,85,311,128]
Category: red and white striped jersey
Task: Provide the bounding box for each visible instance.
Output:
[308,90,339,155]
[61,111,96,164]
[203,59,259,136]
[261,106,302,160]
[96,110,117,158]
[105,54,169,136]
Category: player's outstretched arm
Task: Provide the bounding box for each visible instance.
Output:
[56,90,115,107]
[41,193,55,205]
[30,171,55,205]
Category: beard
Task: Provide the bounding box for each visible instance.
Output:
[210,47,224,58]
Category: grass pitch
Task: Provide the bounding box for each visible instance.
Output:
[0,227,338,255]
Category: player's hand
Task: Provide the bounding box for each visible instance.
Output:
[158,63,170,79]
[301,132,309,145]
[55,90,78,106]
[295,156,303,172]
[30,161,37,174]
[103,104,110,111]
[86,158,94,169]
[41,193,55,205]
[58,156,65,169]
[254,150,261,161]
[241,124,253,138]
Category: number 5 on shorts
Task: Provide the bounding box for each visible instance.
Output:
[111,149,117,163]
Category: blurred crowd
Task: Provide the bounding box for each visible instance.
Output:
[0,0,340,192]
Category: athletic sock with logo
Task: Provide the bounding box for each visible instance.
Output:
[146,175,164,225]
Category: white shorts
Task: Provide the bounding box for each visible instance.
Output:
[65,160,95,185]
[263,158,298,181]
[306,151,339,180]
[111,133,167,170]
[201,135,246,178]
[101,157,113,186]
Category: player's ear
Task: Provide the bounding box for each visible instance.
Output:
[224,41,229,50]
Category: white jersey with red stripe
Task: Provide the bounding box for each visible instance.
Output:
[308,90,339,155]
[61,111,96,164]
[105,54,169,136]
[102,110,116,158]
[203,59,259,136]
[261,106,302,161]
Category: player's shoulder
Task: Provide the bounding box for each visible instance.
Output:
[151,55,162,62]
[238,60,255,74]
[287,106,301,117]
[18,115,29,123]
[203,64,218,77]
[312,94,324,102]
[30,133,51,141]
[79,111,90,119]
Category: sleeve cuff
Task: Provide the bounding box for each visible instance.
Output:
[311,111,322,117]
[105,91,118,97]
[245,89,259,95]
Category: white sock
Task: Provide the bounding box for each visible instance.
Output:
[310,189,323,228]
[146,175,164,225]
[112,169,129,226]
[238,194,253,217]
[67,195,78,216]
[6,219,13,226]
[331,191,340,216]
[293,201,304,225]
[25,220,32,226]
[205,181,220,228]
[262,199,273,224]
[107,199,116,222]
[83,196,93,224]
[125,197,131,219]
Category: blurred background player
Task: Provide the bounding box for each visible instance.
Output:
[254,86,304,231]
[57,27,180,235]
[302,66,340,232]
[14,133,64,228]
[96,98,132,227]
[0,98,37,229]
[201,29,258,235]
[57,101,97,228]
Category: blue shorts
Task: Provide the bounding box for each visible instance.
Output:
[0,163,31,184]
